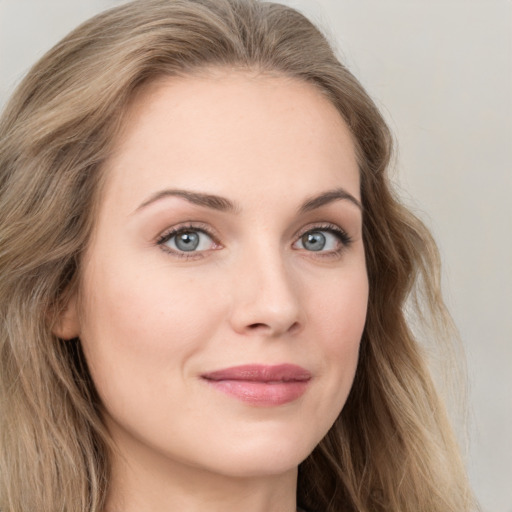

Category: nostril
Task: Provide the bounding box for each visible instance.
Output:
[246,321,301,335]
[248,323,268,330]
[288,322,301,335]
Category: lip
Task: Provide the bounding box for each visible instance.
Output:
[201,364,312,406]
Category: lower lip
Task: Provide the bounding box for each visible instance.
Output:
[204,379,309,406]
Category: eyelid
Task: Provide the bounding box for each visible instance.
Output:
[156,222,221,258]
[295,222,351,241]
[154,221,353,259]
[293,222,353,253]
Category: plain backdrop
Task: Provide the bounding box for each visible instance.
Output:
[0,0,511,511]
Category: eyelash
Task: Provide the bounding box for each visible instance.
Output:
[156,222,219,259]
[156,222,353,259]
[295,223,353,257]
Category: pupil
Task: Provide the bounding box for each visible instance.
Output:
[176,231,199,251]
[303,232,326,251]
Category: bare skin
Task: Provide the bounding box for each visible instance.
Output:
[55,70,368,512]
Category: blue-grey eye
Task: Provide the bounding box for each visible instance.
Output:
[295,229,344,252]
[163,229,215,252]
[175,231,200,251]
[302,231,327,251]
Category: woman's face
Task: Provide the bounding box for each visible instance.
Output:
[59,71,368,478]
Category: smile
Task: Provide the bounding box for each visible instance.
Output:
[201,364,312,406]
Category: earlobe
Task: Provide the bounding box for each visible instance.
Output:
[52,293,81,340]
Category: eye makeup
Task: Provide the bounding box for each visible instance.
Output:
[155,219,353,261]
[156,222,222,259]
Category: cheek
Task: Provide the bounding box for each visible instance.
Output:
[82,251,218,341]
[307,268,368,402]
[311,259,368,341]
[77,256,224,411]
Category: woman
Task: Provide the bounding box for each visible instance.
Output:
[0,0,476,511]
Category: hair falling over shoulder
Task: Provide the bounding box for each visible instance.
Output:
[0,0,477,511]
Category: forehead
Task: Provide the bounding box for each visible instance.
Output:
[102,70,360,213]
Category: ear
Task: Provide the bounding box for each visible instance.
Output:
[52,292,81,340]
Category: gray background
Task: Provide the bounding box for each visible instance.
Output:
[0,0,510,510]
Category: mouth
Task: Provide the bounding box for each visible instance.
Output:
[201,364,312,406]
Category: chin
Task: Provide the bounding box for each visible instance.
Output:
[205,451,305,479]
[192,424,322,478]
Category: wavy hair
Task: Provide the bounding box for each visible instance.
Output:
[0,0,475,511]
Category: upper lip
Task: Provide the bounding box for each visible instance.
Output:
[201,364,312,382]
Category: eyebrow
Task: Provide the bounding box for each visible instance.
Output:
[134,186,362,214]
[135,189,239,213]
[299,188,362,213]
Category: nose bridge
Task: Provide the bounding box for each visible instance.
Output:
[229,236,302,336]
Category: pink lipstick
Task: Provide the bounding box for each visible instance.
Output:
[201,364,311,406]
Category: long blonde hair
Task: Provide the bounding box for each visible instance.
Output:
[0,1,476,511]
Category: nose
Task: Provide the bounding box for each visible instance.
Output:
[228,246,303,338]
